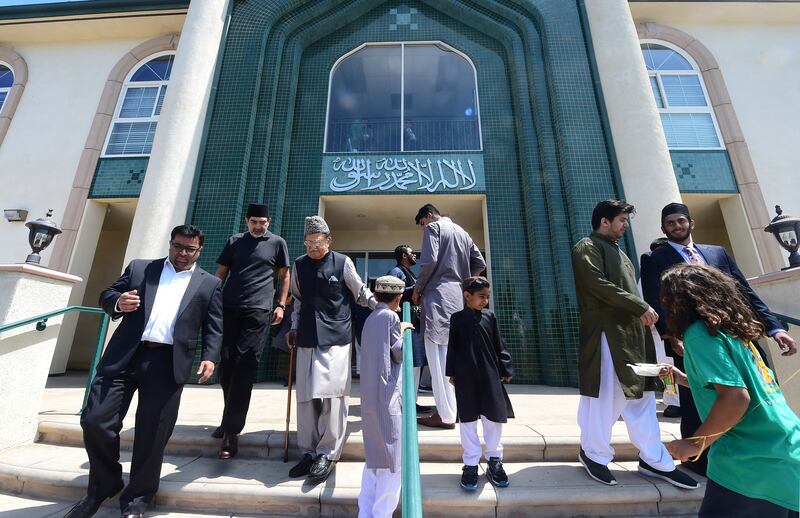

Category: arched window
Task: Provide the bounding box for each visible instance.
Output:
[103,52,174,156]
[325,42,481,153]
[0,62,13,114]
[641,42,722,149]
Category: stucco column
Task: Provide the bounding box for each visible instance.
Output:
[0,265,81,450]
[124,0,230,264]
[584,0,681,255]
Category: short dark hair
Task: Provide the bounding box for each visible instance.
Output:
[171,224,204,246]
[394,244,411,264]
[414,204,440,224]
[463,276,490,293]
[376,291,402,303]
[591,200,635,230]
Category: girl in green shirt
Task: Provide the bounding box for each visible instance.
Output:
[659,263,799,517]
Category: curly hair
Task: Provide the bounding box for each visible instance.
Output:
[660,263,764,342]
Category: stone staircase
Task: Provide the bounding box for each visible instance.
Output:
[0,376,704,517]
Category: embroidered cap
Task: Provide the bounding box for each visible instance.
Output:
[375,275,405,294]
[304,215,330,235]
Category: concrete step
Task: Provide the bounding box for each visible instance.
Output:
[36,419,680,464]
[0,442,704,517]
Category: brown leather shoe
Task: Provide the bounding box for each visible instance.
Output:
[417,411,455,429]
[218,433,238,459]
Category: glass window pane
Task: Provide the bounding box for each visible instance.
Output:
[649,76,664,108]
[154,85,167,116]
[105,121,157,155]
[0,65,12,88]
[641,43,693,71]
[119,87,158,118]
[660,113,720,148]
[403,44,480,151]
[0,91,7,111]
[131,55,174,82]
[661,75,707,107]
[327,46,402,152]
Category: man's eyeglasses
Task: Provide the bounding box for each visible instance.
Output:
[170,242,200,254]
[304,238,329,249]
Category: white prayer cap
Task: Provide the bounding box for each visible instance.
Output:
[375,275,405,294]
[304,215,330,235]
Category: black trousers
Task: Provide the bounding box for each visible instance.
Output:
[81,345,183,514]
[219,307,271,434]
[700,479,798,518]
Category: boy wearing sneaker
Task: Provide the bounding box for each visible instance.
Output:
[446,277,514,491]
[571,201,698,490]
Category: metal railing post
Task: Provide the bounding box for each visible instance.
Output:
[80,312,110,414]
[401,302,423,517]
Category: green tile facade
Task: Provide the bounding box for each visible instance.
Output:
[88,157,149,199]
[670,150,738,194]
[188,0,628,386]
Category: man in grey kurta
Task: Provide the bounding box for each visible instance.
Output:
[358,276,410,518]
[571,200,697,490]
[412,204,486,428]
[287,216,376,482]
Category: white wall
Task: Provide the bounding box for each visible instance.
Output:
[630,3,800,236]
[0,16,184,266]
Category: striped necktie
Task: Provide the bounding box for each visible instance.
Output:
[683,246,703,264]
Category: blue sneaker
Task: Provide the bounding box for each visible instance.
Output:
[460,464,479,491]
[486,457,509,487]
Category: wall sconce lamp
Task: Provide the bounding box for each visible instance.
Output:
[4,209,28,222]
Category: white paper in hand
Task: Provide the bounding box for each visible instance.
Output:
[627,363,663,377]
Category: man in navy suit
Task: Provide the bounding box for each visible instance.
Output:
[641,202,796,475]
[64,224,223,518]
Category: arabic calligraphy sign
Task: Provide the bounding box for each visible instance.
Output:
[321,153,485,194]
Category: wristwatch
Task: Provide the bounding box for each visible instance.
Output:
[274,303,286,310]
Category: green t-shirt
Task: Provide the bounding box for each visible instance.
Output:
[684,320,800,511]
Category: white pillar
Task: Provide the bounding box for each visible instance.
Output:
[584,0,682,256]
[0,264,81,450]
[124,0,230,263]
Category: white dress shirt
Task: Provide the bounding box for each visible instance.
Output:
[139,259,195,345]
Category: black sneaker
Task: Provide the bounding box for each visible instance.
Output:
[638,459,699,489]
[663,405,681,418]
[578,448,617,486]
[486,457,509,488]
[460,464,479,491]
[289,453,315,478]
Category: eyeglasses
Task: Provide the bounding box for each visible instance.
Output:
[170,242,200,254]
[304,238,329,249]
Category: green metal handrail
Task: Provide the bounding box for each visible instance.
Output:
[775,313,800,327]
[401,302,423,517]
[0,305,110,413]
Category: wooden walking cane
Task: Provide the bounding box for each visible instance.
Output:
[283,345,295,463]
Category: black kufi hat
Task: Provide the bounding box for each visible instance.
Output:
[246,203,269,218]
[661,202,691,225]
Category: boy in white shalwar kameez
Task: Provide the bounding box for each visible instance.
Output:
[358,276,414,518]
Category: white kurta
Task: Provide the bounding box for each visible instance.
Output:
[290,255,376,402]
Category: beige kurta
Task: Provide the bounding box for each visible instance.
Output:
[291,255,375,402]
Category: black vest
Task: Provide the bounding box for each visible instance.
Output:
[296,251,353,348]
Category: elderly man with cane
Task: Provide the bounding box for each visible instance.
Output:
[286,216,376,482]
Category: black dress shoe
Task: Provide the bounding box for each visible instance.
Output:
[63,496,103,518]
[218,433,238,459]
[662,405,681,418]
[289,453,315,478]
[308,454,335,481]
[122,514,145,518]
[211,425,224,439]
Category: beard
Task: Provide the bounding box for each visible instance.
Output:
[666,227,692,243]
[408,256,417,266]
[249,229,266,238]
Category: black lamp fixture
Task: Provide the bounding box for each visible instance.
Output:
[24,209,62,265]
[764,205,800,270]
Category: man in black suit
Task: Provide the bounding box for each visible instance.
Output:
[640,202,796,475]
[64,224,223,518]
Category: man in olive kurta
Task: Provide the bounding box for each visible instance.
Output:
[571,200,698,490]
